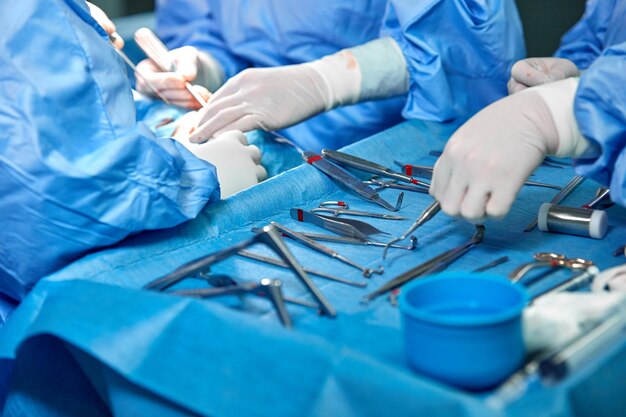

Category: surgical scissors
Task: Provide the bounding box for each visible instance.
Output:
[312,201,407,220]
[363,179,429,194]
[291,208,389,240]
[382,200,441,260]
[508,253,594,283]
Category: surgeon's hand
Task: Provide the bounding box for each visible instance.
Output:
[190,65,330,143]
[86,2,124,49]
[136,46,211,109]
[430,91,559,220]
[508,58,580,94]
[173,130,267,198]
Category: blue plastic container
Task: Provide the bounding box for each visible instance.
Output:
[399,272,528,390]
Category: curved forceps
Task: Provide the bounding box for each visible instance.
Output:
[312,201,407,220]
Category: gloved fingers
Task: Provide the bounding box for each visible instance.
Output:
[171,46,199,82]
[510,59,553,89]
[170,85,211,110]
[216,130,249,146]
[190,104,250,143]
[211,115,263,139]
[507,77,529,95]
[439,173,468,218]
[429,155,452,201]
[245,144,262,164]
[86,2,117,37]
[255,164,268,181]
[459,184,491,221]
[484,185,518,219]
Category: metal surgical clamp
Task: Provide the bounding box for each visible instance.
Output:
[524,175,586,232]
[321,149,430,188]
[134,27,209,108]
[270,222,384,278]
[303,151,404,212]
[363,225,485,303]
[143,224,336,317]
[237,250,366,288]
[582,187,612,209]
[291,208,390,241]
[171,278,293,328]
[382,200,441,260]
[363,179,429,194]
[508,253,594,284]
[312,201,407,220]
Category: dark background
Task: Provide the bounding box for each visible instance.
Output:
[92,0,587,56]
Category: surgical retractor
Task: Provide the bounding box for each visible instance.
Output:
[382,200,441,260]
[270,222,384,278]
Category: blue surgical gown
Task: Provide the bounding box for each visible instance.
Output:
[156,0,524,151]
[550,0,626,206]
[0,0,220,322]
[556,0,626,69]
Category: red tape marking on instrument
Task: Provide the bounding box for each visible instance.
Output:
[405,165,413,176]
[297,209,304,222]
[307,155,322,164]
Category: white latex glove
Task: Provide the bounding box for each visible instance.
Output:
[508,57,580,94]
[430,78,589,220]
[136,46,224,109]
[86,2,124,49]
[190,37,408,144]
[524,292,626,354]
[172,126,267,198]
[592,262,626,292]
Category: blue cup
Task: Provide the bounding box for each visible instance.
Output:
[399,272,528,390]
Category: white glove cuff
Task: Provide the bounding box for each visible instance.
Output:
[306,50,362,111]
[532,78,589,158]
[196,50,226,93]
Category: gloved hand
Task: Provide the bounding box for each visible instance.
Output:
[172,128,267,198]
[136,46,223,109]
[430,78,589,220]
[508,57,580,94]
[86,2,124,48]
[190,37,408,144]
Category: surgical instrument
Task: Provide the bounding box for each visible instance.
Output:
[187,273,319,309]
[144,224,336,317]
[508,253,594,284]
[582,187,612,209]
[530,268,598,305]
[295,231,418,251]
[303,151,404,212]
[237,250,366,288]
[312,201,407,220]
[270,222,384,278]
[134,27,209,108]
[537,204,608,239]
[382,200,441,260]
[488,309,626,409]
[321,149,430,188]
[363,179,429,194]
[171,278,293,328]
[614,244,626,257]
[394,162,562,190]
[472,256,510,273]
[291,209,389,240]
[524,175,586,232]
[363,225,485,303]
[109,33,172,105]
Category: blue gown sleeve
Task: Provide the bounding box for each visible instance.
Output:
[155,0,249,79]
[554,0,617,69]
[574,41,626,207]
[0,0,220,304]
[382,0,525,122]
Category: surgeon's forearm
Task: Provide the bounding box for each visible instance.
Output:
[305,37,409,110]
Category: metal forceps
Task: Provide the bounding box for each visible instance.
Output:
[143,224,336,317]
[508,253,594,284]
[363,179,429,194]
[312,201,407,220]
[171,278,294,328]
